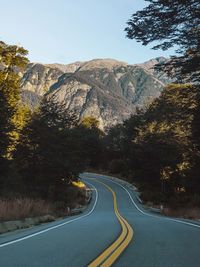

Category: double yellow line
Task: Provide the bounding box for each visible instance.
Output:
[88,180,133,267]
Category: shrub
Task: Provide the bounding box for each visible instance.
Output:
[140,190,167,205]
[108,159,127,174]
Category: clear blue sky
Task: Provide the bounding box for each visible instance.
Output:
[0,0,175,64]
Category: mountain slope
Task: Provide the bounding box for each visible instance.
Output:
[21,58,170,129]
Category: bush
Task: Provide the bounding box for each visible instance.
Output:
[168,193,200,209]
[108,159,127,174]
[140,190,167,205]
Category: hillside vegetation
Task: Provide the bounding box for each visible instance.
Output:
[101,0,200,213]
[101,84,200,210]
[0,41,101,220]
[0,0,199,220]
[21,58,169,129]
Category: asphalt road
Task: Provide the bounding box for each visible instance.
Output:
[0,172,200,267]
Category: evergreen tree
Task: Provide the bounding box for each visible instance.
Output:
[14,96,85,200]
[125,0,200,83]
[0,41,28,183]
[103,84,199,204]
[190,86,200,193]
[78,116,104,169]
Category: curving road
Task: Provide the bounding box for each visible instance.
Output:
[0,173,200,267]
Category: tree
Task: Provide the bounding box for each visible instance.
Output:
[102,84,199,203]
[78,117,104,168]
[189,86,200,193]
[0,41,29,181]
[125,0,200,83]
[8,103,31,156]
[192,87,200,150]
[14,96,86,200]
[80,116,100,129]
[134,84,198,193]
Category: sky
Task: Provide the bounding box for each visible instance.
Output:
[0,0,175,65]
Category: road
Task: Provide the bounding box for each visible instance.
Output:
[0,172,200,267]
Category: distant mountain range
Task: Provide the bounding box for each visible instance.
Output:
[21,57,170,129]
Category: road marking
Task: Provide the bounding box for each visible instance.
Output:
[88,179,133,267]
[99,176,200,229]
[0,181,98,248]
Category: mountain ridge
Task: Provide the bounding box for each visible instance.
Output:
[21,57,170,129]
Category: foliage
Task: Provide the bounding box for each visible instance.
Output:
[125,0,200,83]
[188,86,200,194]
[108,159,128,175]
[0,41,104,204]
[0,41,29,157]
[78,116,104,168]
[80,116,100,129]
[8,104,31,157]
[13,96,85,200]
[103,84,200,205]
[0,41,29,187]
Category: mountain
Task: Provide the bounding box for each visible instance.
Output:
[21,58,170,129]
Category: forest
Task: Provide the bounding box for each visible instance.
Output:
[0,0,199,220]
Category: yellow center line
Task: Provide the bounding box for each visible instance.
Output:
[88,179,134,267]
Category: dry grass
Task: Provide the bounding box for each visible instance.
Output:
[0,198,54,221]
[163,207,200,220]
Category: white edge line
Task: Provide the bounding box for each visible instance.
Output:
[0,181,98,248]
[100,176,200,229]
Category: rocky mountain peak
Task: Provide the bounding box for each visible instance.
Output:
[21,57,170,129]
[78,58,128,71]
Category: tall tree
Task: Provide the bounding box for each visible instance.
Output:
[190,86,200,193]
[14,96,85,199]
[0,41,29,179]
[78,116,104,168]
[125,0,200,83]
